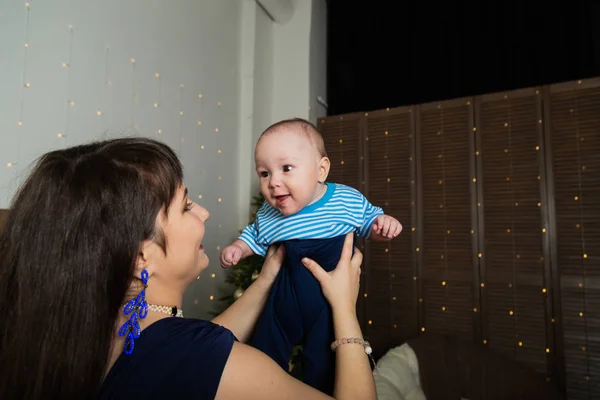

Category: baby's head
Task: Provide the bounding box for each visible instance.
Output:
[255,118,330,216]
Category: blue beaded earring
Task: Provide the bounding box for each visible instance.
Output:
[118,269,149,355]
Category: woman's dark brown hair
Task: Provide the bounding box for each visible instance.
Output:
[0,137,183,398]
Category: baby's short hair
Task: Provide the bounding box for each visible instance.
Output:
[259,118,328,158]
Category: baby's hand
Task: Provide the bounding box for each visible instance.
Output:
[372,215,402,239]
[220,244,243,268]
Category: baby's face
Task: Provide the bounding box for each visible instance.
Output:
[255,129,324,216]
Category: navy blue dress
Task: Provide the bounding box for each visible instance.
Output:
[99,318,236,399]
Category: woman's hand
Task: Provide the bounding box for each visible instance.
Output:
[255,244,286,287]
[301,232,363,314]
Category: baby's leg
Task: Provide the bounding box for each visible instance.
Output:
[251,267,299,371]
[300,306,336,395]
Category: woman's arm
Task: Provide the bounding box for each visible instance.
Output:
[211,244,285,343]
[215,233,376,400]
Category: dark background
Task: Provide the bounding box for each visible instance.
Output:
[326,0,600,115]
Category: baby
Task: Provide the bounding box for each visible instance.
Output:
[220,118,401,394]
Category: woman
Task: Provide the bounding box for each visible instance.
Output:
[0,137,376,399]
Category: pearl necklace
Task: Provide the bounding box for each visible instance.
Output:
[147,304,184,318]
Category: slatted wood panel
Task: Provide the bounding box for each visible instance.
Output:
[362,108,417,357]
[318,113,367,325]
[318,114,363,192]
[417,99,477,340]
[476,89,551,376]
[546,79,600,400]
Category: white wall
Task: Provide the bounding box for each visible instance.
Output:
[309,0,328,121]
[0,0,327,319]
[0,0,242,319]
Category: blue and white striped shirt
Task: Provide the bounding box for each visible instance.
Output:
[239,182,384,256]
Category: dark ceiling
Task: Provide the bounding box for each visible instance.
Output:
[326,0,600,115]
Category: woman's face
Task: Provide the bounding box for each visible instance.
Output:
[144,185,210,291]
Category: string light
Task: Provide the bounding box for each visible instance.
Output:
[61,24,76,144]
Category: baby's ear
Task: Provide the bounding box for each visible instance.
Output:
[318,156,330,183]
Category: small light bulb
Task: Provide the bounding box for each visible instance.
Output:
[574,196,579,201]
[442,306,446,311]
[542,288,547,293]
[155,72,160,78]
[211,273,215,278]
[216,245,220,251]
[385,131,388,135]
[197,120,202,125]
[583,253,588,259]
[421,327,425,332]
[68,24,73,30]
[130,58,135,64]
[57,133,64,138]
[473,308,478,312]
[157,129,162,134]
[518,341,523,347]
[480,282,485,288]
[217,149,222,154]
[416,247,420,252]
[180,84,184,88]
[218,176,222,180]
[68,100,75,106]
[7,162,14,167]
[509,310,514,316]
[198,93,203,99]
[153,103,159,108]
[24,43,29,48]
[17,121,23,127]
[483,339,487,344]
[368,320,373,325]
[198,194,203,199]
[384,248,389,253]
[339,139,343,144]
[209,295,214,300]
[579,312,584,317]
[218,198,222,203]
[442,281,446,286]
[217,101,222,107]
[96,111,102,116]
[340,160,344,165]
[215,128,219,133]
[24,82,30,88]
[179,111,184,116]
[200,145,205,150]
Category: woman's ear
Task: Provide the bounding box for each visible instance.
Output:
[318,156,330,183]
[135,239,155,278]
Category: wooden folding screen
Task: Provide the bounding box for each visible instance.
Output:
[317,77,600,399]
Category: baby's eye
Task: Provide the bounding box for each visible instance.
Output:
[283,165,293,172]
[259,171,269,178]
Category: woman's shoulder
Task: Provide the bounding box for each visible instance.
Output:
[99,318,236,399]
